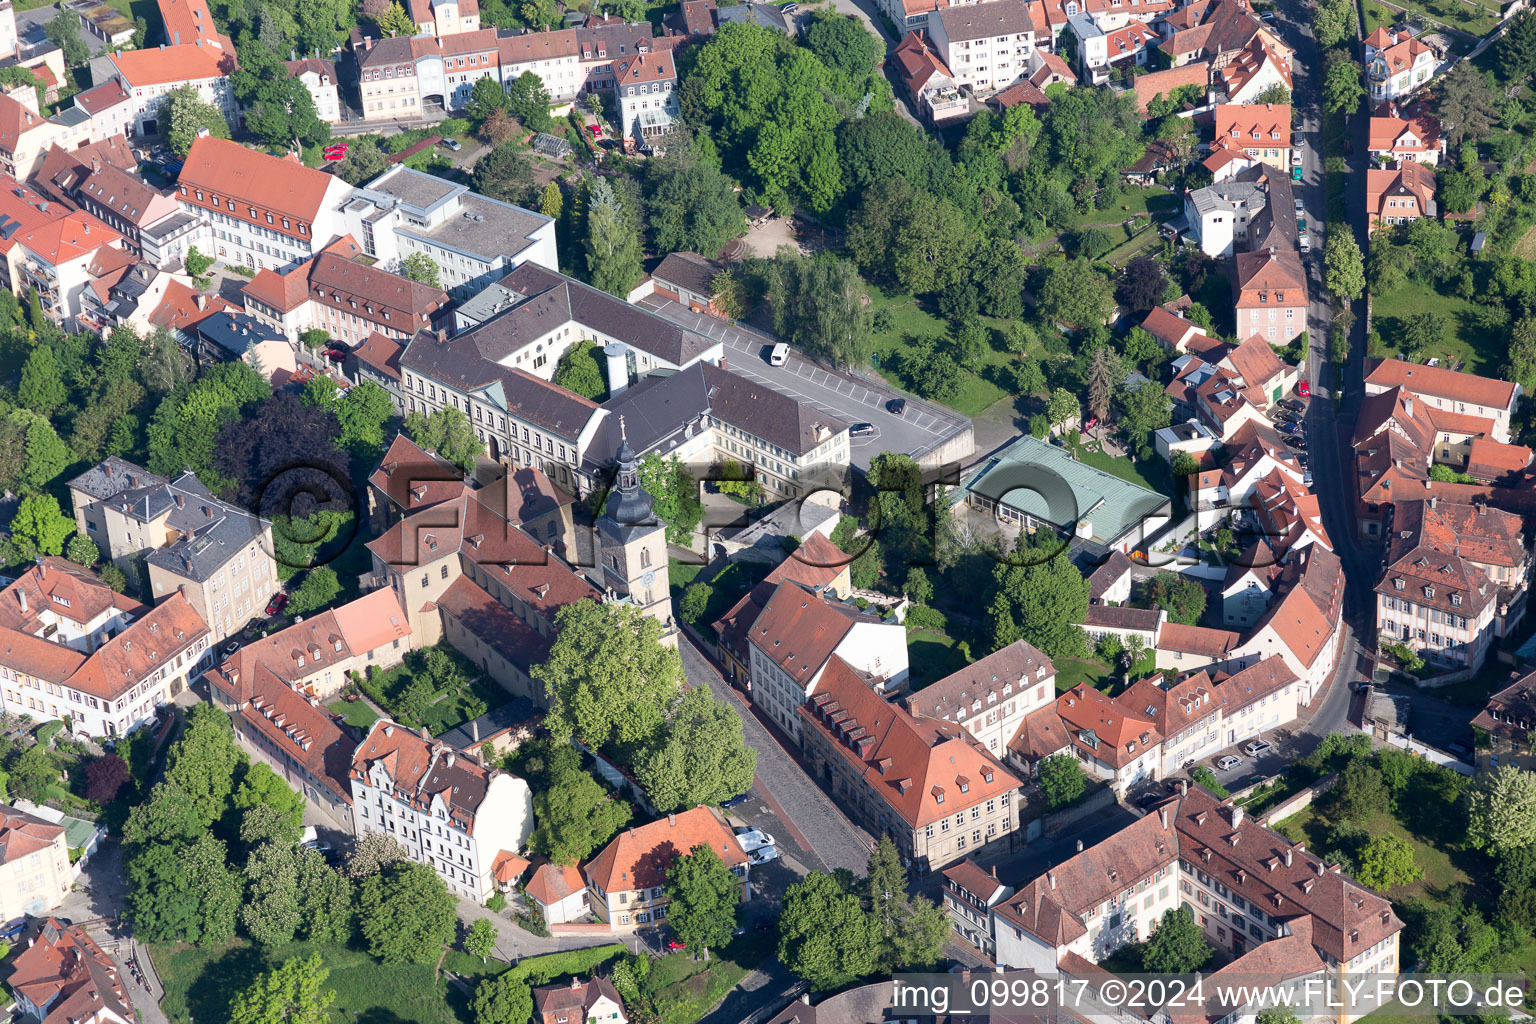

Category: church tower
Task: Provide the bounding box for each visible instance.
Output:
[596,419,674,642]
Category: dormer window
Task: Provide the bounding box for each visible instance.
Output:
[1424,586,1434,599]
[1394,578,1404,590]
[1452,593,1462,606]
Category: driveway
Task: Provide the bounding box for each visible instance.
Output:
[636,295,973,469]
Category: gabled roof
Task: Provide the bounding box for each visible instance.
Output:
[1219,35,1291,97]
[149,277,234,332]
[893,31,957,95]
[585,805,744,892]
[110,40,235,86]
[216,589,410,701]
[1367,160,1436,216]
[1234,246,1306,300]
[1133,62,1210,113]
[748,581,879,687]
[0,93,56,155]
[0,558,144,637]
[230,661,354,805]
[1156,622,1241,658]
[369,433,469,513]
[1466,438,1532,482]
[935,0,1035,41]
[1222,333,1288,387]
[18,210,122,266]
[525,859,586,905]
[1053,683,1161,765]
[55,591,208,701]
[179,136,338,225]
[9,917,133,1024]
[1364,357,1519,411]
[903,639,1054,721]
[352,719,502,832]
[801,656,1020,828]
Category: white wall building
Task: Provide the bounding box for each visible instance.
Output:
[350,719,534,902]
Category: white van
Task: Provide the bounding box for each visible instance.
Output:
[769,342,789,366]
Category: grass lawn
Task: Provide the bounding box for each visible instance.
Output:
[691,561,771,629]
[153,939,462,1024]
[420,676,509,737]
[328,698,380,730]
[866,286,1030,418]
[908,629,971,690]
[1060,187,1179,232]
[1055,656,1113,692]
[1066,437,1164,493]
[641,930,777,1024]
[1281,805,1471,903]
[1375,0,1498,36]
[1370,279,1505,377]
[670,557,702,596]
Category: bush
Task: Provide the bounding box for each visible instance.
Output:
[504,945,626,985]
[1191,766,1228,797]
[904,605,947,634]
[486,891,507,912]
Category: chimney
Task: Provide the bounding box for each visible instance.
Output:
[16,589,25,614]
[1480,504,1488,516]
[175,493,184,508]
[436,328,447,343]
[668,812,677,825]
[444,753,455,768]
[1076,839,1083,852]
[1047,871,1056,890]
[195,293,206,310]
[1159,806,1169,828]
[470,719,479,741]
[1284,847,1293,867]
[1314,860,1325,877]
[990,864,998,879]
[383,724,394,737]
[1231,806,1244,829]
[569,977,581,991]
[1404,396,1413,416]
[1178,780,1188,795]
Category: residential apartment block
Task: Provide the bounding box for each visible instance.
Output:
[174,136,353,274]
[1472,671,1536,771]
[927,1,1036,95]
[1376,497,1528,673]
[746,580,908,743]
[614,51,678,149]
[0,808,70,920]
[66,457,278,643]
[901,639,1056,758]
[584,806,748,929]
[991,785,1402,1018]
[9,918,135,1024]
[1211,103,1292,169]
[800,655,1022,870]
[350,718,534,901]
[1363,357,1522,443]
[1233,246,1307,343]
[286,58,341,123]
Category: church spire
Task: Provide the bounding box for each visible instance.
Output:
[606,415,653,524]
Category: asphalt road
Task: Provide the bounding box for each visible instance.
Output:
[637,294,973,469]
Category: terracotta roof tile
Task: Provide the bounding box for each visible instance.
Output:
[585,805,744,892]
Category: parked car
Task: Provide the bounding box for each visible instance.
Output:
[1280,398,1304,412]
[1216,755,1243,771]
[1262,10,1277,22]
[266,592,289,616]
[588,123,602,137]
[1289,436,1308,450]
[721,791,751,808]
[438,138,462,152]
[769,342,789,366]
[887,398,907,415]
[749,845,780,865]
[0,918,25,940]
[223,639,240,655]
[733,827,775,852]
[1298,232,1310,253]
[1278,422,1302,435]
[783,2,798,10]
[849,422,876,438]
[1297,380,1310,398]
[1244,740,1274,757]
[1294,198,1305,215]
[666,940,686,951]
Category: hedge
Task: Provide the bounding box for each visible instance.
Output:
[505,944,626,985]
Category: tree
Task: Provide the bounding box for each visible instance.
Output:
[185,833,242,945]
[1324,228,1366,301]
[638,452,704,545]
[1467,765,1536,852]
[635,686,757,812]
[766,251,874,369]
[64,533,100,568]
[468,75,507,122]
[1142,906,1214,974]
[233,762,306,837]
[287,567,340,616]
[1142,572,1206,626]
[539,181,562,219]
[1047,388,1079,431]
[1253,84,1292,105]
[1500,9,1536,83]
[1118,257,1170,314]
[1321,51,1365,117]
[376,0,416,35]
[803,10,883,78]
[536,601,680,749]
[336,380,396,457]
[1335,757,1389,819]
[1039,259,1112,328]
[465,918,498,962]
[531,758,630,864]
[357,861,457,964]
[404,406,482,473]
[1257,1010,1302,1024]
[1402,311,1448,363]
[164,703,244,829]
[335,136,387,185]
[1038,753,1087,810]
[504,71,553,131]
[553,341,606,400]
[1356,834,1424,891]
[230,953,336,1024]
[397,252,441,288]
[667,843,740,956]
[12,494,75,557]
[904,567,933,605]
[1190,765,1229,797]
[1437,62,1500,148]
[83,754,131,805]
[45,12,89,68]
[481,108,519,147]
[1085,345,1122,422]
[1117,378,1173,451]
[19,346,66,417]
[647,158,746,258]
[1313,0,1357,48]
[679,582,712,625]
[584,175,643,297]
[778,872,879,990]
[345,831,407,879]
[474,974,534,1024]
[831,515,880,590]
[160,84,232,158]
[242,841,304,946]
[987,543,1090,660]
[232,42,331,152]
[473,144,535,207]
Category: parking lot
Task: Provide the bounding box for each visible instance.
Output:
[636,295,973,470]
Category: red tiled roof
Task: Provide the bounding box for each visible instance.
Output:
[747,580,879,688]
[234,662,354,805]
[1365,357,1518,411]
[1466,438,1531,481]
[18,211,122,266]
[179,136,338,227]
[1133,62,1210,113]
[368,433,469,514]
[149,277,234,332]
[9,918,132,1024]
[585,805,744,893]
[525,859,586,904]
[1157,622,1241,658]
[242,261,312,313]
[801,656,1020,828]
[354,330,404,381]
[110,40,234,86]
